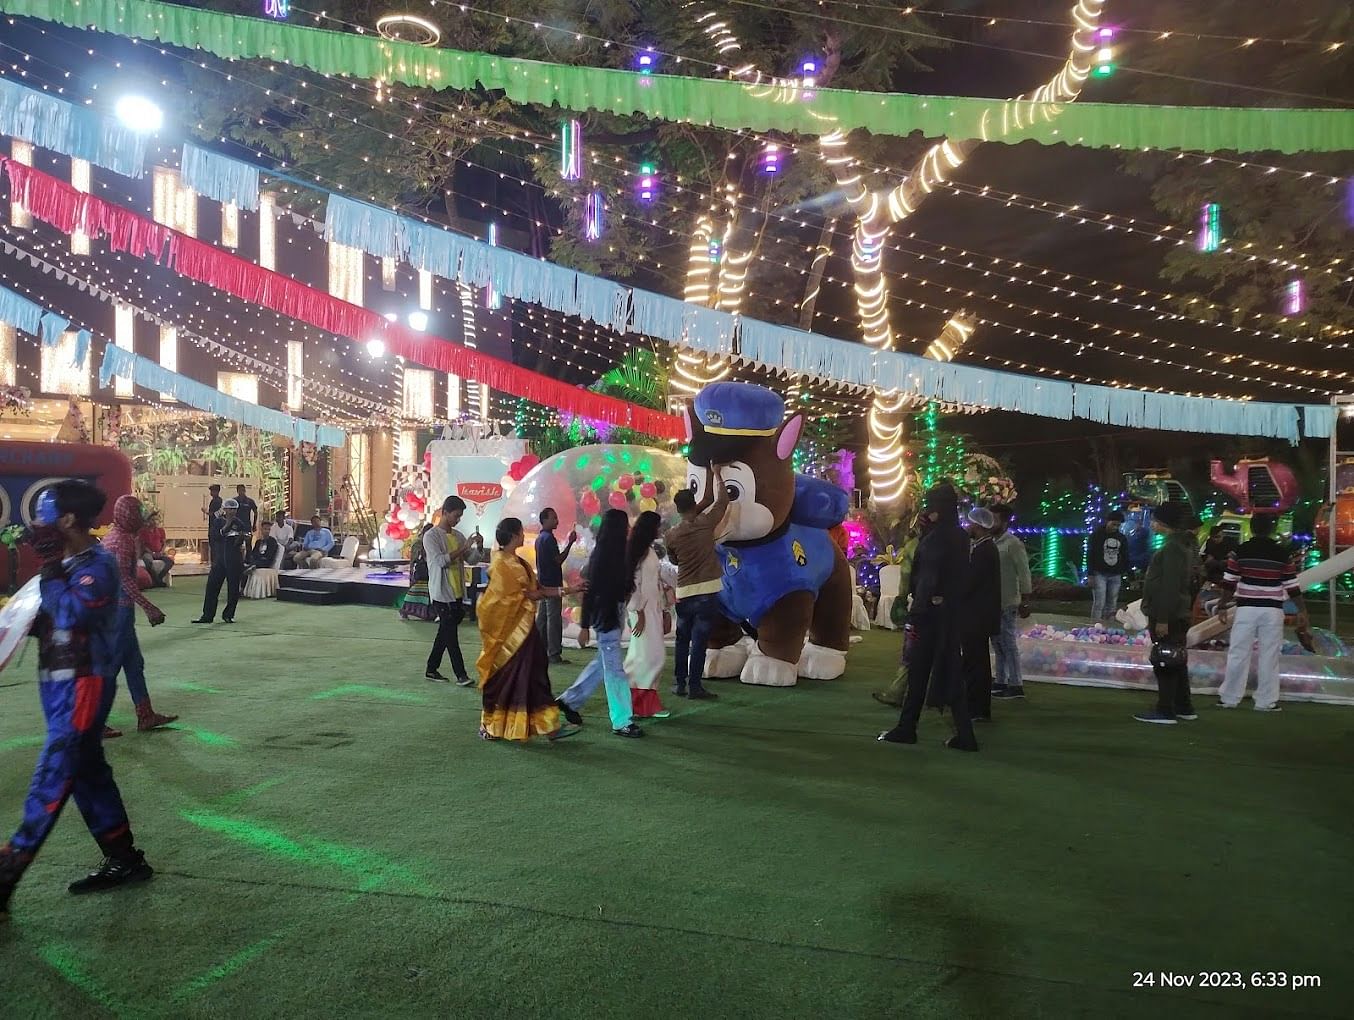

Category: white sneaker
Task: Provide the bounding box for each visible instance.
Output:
[1214,701,1239,709]
[1254,704,1282,713]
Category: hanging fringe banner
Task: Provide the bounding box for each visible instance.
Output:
[99,345,345,446]
[0,283,44,337]
[3,0,1350,153]
[1,159,682,438]
[0,75,148,177]
[180,142,260,211]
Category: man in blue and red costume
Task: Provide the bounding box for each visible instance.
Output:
[0,480,153,922]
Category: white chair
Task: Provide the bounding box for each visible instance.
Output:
[849,566,871,631]
[874,564,903,629]
[243,538,290,599]
[319,535,359,569]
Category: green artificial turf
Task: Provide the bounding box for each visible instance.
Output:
[2,580,1351,1018]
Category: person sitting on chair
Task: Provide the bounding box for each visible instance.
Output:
[140,510,174,587]
[244,521,280,582]
[291,516,334,569]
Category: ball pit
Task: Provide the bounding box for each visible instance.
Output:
[1018,619,1354,704]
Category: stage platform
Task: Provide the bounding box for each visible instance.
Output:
[277,566,410,607]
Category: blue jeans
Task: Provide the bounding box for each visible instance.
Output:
[560,627,634,730]
[113,604,150,707]
[1089,573,1121,621]
[674,594,720,692]
[990,607,1023,688]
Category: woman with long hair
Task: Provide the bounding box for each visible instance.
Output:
[556,509,644,738]
[624,511,667,719]
[399,524,436,621]
[476,518,582,742]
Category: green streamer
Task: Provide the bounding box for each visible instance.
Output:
[3,0,1351,153]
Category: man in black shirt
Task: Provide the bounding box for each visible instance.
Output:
[533,508,576,664]
[1087,510,1129,622]
[194,499,248,624]
[203,484,222,566]
[233,484,258,534]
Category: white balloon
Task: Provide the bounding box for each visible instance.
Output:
[399,508,420,527]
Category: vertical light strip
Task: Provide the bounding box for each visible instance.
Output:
[457,282,477,420]
[398,429,417,466]
[158,324,177,401]
[478,385,490,421]
[152,166,198,235]
[286,339,304,410]
[71,159,91,254]
[217,372,259,405]
[382,255,397,291]
[221,202,240,248]
[113,303,135,398]
[0,322,15,386]
[418,270,433,311]
[447,372,462,417]
[41,332,90,396]
[328,241,364,305]
[10,139,32,228]
[258,192,277,270]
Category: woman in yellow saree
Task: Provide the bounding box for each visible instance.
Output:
[477,518,582,742]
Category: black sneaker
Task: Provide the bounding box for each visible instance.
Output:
[872,691,902,708]
[687,688,719,700]
[549,656,572,666]
[671,686,688,698]
[425,670,449,683]
[613,723,645,738]
[1133,709,1178,725]
[945,736,979,752]
[556,699,583,726]
[454,676,476,688]
[191,618,213,624]
[67,852,153,895]
[990,684,1007,695]
[877,727,917,744]
[1176,710,1199,721]
[992,687,1025,700]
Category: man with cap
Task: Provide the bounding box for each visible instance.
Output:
[879,483,979,751]
[1136,502,1200,725]
[1087,510,1130,622]
[193,498,248,624]
[961,506,1003,723]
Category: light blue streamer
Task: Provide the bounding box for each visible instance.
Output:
[324,193,403,259]
[98,346,344,448]
[39,312,70,348]
[0,77,147,178]
[73,330,91,369]
[0,284,44,336]
[1303,405,1336,439]
[180,143,260,211]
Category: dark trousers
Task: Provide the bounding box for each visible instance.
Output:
[536,595,563,659]
[202,555,242,621]
[674,594,720,692]
[897,615,976,748]
[1148,617,1194,717]
[428,600,467,678]
[962,630,993,720]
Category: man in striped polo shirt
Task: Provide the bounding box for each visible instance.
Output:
[1216,513,1305,713]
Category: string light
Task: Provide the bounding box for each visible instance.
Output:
[1198,202,1221,253]
[560,118,582,181]
[583,190,604,241]
[1092,26,1116,77]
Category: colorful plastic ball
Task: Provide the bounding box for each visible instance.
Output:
[640,482,657,499]
[617,474,635,492]
[608,490,629,510]
[640,498,658,512]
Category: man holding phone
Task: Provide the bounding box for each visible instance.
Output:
[534,508,577,664]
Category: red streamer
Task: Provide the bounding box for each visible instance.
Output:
[2,159,683,438]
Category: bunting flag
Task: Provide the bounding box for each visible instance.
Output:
[180,142,260,211]
[99,345,345,447]
[3,0,1350,153]
[0,158,684,439]
[0,75,149,177]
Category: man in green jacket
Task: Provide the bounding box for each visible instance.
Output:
[1136,503,1199,725]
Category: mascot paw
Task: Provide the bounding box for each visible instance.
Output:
[704,640,751,679]
[1117,601,1148,632]
[741,650,798,687]
[797,642,847,680]
[848,635,863,645]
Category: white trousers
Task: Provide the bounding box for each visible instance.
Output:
[1219,605,1285,709]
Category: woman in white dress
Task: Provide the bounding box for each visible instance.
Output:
[624,511,668,719]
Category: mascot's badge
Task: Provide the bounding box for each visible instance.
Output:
[792,540,807,567]
[726,551,740,573]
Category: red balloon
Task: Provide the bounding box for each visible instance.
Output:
[581,492,601,515]
[521,453,540,469]
[617,474,635,491]
[640,482,657,499]
[608,490,628,510]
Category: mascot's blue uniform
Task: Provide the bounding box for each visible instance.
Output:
[691,386,849,630]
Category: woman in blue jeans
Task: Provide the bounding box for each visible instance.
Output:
[556,509,644,738]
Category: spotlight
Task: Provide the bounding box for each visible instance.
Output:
[366,338,386,358]
[383,312,399,323]
[407,311,429,331]
[114,95,163,133]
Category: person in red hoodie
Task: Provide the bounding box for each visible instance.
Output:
[100,495,177,734]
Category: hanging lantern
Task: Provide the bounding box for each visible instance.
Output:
[584,191,605,241]
[1198,202,1221,252]
[561,119,582,181]
[760,143,783,175]
[1284,279,1305,316]
[1092,27,1116,77]
[637,163,658,204]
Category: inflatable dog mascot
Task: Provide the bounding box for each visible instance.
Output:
[683,382,853,686]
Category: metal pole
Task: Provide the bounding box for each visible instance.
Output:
[1331,395,1338,632]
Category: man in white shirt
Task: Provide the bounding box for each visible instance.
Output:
[423,496,483,686]
[269,512,294,554]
